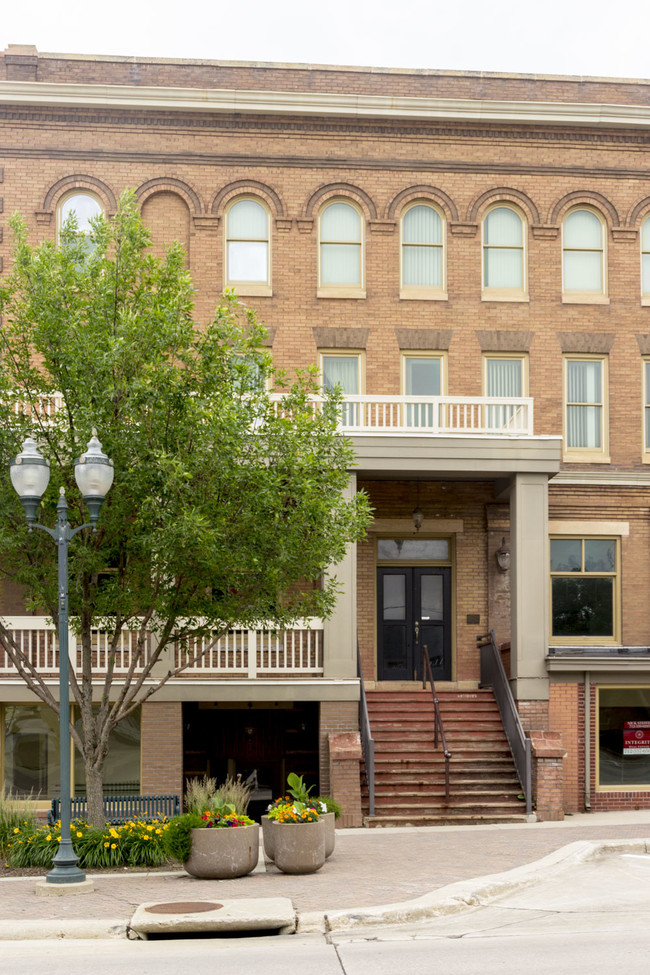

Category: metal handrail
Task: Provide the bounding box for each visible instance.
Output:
[477,629,532,815]
[421,646,452,803]
[357,642,375,817]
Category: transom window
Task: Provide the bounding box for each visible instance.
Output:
[225,198,270,293]
[550,536,618,641]
[564,356,608,460]
[482,206,525,295]
[400,203,445,295]
[562,208,606,297]
[318,201,363,294]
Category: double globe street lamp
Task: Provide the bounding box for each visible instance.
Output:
[10,432,114,884]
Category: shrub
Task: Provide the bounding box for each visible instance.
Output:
[5,817,170,870]
[162,812,203,864]
[0,789,37,854]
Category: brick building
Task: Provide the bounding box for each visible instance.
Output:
[2,44,650,823]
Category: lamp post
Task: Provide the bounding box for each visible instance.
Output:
[10,431,114,884]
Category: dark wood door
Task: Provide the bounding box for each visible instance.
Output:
[377,566,451,681]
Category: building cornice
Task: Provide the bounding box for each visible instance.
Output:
[3,80,650,129]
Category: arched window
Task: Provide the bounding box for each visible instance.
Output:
[562,208,606,298]
[400,203,445,297]
[482,206,526,296]
[642,216,650,299]
[57,192,103,243]
[225,198,271,293]
[318,201,364,295]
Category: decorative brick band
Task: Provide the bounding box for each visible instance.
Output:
[313,327,370,349]
[394,328,453,351]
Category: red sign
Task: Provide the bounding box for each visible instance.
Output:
[623,721,650,755]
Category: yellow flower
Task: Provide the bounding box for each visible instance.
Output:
[56,837,61,843]
[111,843,116,849]
[13,828,19,834]
[76,832,83,838]
[104,842,110,848]
[46,835,52,842]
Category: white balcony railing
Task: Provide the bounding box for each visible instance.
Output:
[271,395,534,436]
[0,617,324,679]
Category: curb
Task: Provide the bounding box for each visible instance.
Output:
[0,919,128,940]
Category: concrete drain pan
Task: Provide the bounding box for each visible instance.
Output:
[129,897,296,936]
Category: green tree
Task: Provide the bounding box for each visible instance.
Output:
[0,191,371,825]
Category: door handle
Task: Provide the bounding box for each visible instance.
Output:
[414,620,420,644]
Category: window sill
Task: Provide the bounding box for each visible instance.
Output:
[562,293,610,304]
[641,296,650,306]
[481,291,529,303]
[399,289,448,301]
[562,453,611,464]
[226,283,272,297]
[317,287,366,299]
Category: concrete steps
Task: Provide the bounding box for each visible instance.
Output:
[363,688,527,826]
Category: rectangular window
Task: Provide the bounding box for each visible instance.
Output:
[550,536,618,642]
[73,708,141,796]
[644,359,650,459]
[483,354,527,430]
[563,356,609,461]
[3,704,61,798]
[320,352,362,428]
[598,687,650,790]
[402,353,444,428]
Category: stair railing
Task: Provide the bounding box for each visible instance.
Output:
[421,646,452,803]
[477,629,532,816]
[357,642,375,816]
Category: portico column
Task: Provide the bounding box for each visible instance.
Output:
[510,471,550,700]
[323,474,358,679]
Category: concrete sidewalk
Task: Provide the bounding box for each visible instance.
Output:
[1,811,650,936]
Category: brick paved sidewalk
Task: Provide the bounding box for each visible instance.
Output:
[1,812,650,923]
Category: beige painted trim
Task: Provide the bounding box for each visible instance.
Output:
[562,294,610,304]
[552,470,650,486]
[481,292,530,302]
[399,289,448,301]
[0,679,361,703]
[370,518,463,533]
[7,81,650,129]
[547,657,650,673]
[549,520,629,536]
[317,287,366,299]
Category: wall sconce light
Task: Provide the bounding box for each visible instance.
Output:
[495,537,511,572]
[411,506,424,532]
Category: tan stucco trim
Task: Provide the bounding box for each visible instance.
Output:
[549,520,630,536]
[4,80,650,129]
[0,679,361,703]
[370,518,463,533]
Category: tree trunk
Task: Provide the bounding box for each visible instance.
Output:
[85,762,106,827]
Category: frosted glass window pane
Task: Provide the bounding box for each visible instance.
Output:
[74,709,141,795]
[228,200,268,239]
[487,359,522,397]
[322,355,359,394]
[421,575,443,621]
[564,250,602,291]
[484,208,522,246]
[646,408,650,450]
[484,248,522,288]
[60,194,102,233]
[3,705,61,798]
[643,218,650,251]
[321,203,361,242]
[405,358,441,396]
[643,254,650,294]
[383,575,406,620]
[646,362,650,406]
[568,360,601,403]
[564,210,602,248]
[403,206,441,244]
[377,539,449,560]
[228,241,267,281]
[403,246,441,286]
[567,405,601,448]
[551,538,581,572]
[321,243,361,284]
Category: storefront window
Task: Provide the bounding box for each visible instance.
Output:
[73,708,141,795]
[599,687,650,788]
[3,705,61,798]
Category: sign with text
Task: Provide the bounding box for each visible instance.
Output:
[623,721,650,755]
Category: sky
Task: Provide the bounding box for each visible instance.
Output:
[0,0,646,82]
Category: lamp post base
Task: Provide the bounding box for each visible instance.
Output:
[46,840,86,884]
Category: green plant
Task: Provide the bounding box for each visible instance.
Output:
[6,817,170,869]
[319,796,343,819]
[161,812,203,864]
[267,801,320,824]
[286,773,315,804]
[184,775,217,816]
[214,774,253,815]
[0,789,37,854]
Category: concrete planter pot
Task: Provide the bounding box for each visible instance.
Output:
[184,823,259,879]
[271,819,326,875]
[261,815,275,861]
[322,811,336,858]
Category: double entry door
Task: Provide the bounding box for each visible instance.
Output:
[377,566,451,681]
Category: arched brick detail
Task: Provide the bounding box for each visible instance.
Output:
[304,182,377,221]
[627,196,650,228]
[467,187,540,225]
[548,191,620,228]
[210,180,284,218]
[136,177,202,216]
[386,185,458,222]
[43,175,117,213]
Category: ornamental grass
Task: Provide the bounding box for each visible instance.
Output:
[5,817,170,870]
[0,789,37,854]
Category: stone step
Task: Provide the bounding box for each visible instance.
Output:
[365,813,529,827]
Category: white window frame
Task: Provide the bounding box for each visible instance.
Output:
[563,355,609,463]
[562,207,609,304]
[481,204,528,302]
[56,191,104,245]
[399,202,447,300]
[224,197,272,297]
[317,200,365,299]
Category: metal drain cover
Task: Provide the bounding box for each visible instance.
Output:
[145,902,223,915]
